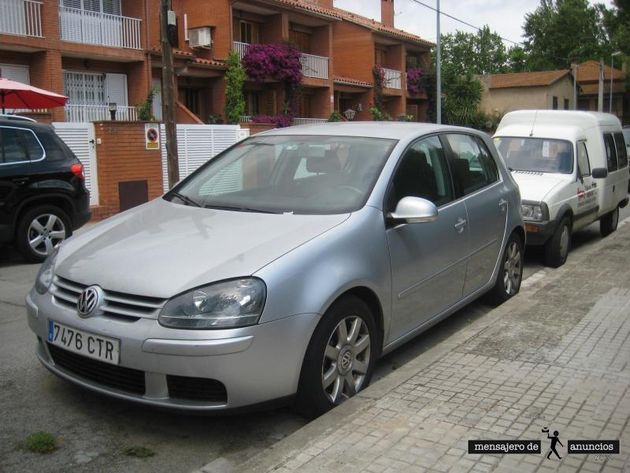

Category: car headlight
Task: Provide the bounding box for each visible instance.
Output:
[521,203,545,221]
[158,278,266,329]
[35,247,59,295]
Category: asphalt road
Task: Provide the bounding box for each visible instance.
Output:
[1,208,628,473]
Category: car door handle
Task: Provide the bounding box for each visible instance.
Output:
[12,178,28,185]
[499,198,508,212]
[454,218,467,233]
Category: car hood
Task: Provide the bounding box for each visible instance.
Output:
[510,171,570,203]
[56,198,349,298]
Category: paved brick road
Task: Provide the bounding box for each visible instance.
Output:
[218,223,630,473]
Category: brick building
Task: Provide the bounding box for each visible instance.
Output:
[0,0,433,124]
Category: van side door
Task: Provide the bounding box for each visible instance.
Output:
[574,141,598,228]
[613,132,629,199]
[601,133,620,214]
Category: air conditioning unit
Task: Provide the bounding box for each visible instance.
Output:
[188,27,212,49]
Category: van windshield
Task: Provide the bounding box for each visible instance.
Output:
[165,135,397,214]
[494,137,574,174]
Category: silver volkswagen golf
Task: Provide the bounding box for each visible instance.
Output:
[26,122,524,415]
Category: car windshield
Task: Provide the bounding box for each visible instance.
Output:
[165,135,397,214]
[494,137,574,174]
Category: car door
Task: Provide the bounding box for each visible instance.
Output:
[443,133,507,296]
[385,135,469,343]
[573,140,598,228]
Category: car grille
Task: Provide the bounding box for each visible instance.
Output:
[167,375,227,403]
[48,343,146,395]
[51,276,166,321]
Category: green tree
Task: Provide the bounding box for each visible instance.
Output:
[440,26,509,80]
[507,46,529,73]
[224,50,246,124]
[442,74,484,126]
[523,0,609,70]
[600,0,630,57]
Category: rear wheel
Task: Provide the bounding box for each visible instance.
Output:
[16,206,71,263]
[544,216,571,268]
[486,232,523,305]
[296,295,377,418]
[600,206,619,237]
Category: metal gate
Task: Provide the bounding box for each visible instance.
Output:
[161,124,249,192]
[52,122,99,206]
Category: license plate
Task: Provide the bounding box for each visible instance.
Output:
[48,320,120,365]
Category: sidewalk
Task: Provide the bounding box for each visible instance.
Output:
[205,223,630,473]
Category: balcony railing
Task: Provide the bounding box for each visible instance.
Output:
[0,0,42,37]
[382,67,402,90]
[65,104,138,122]
[59,6,141,49]
[293,117,327,125]
[233,43,329,80]
[300,53,329,80]
[233,41,250,60]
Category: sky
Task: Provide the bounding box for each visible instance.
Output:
[333,0,615,46]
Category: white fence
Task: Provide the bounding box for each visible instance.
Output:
[161,124,250,192]
[293,118,327,125]
[0,0,42,37]
[300,53,329,80]
[59,6,141,49]
[65,104,138,122]
[233,41,250,59]
[52,122,99,206]
[383,67,402,90]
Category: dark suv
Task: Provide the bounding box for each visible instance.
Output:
[0,116,90,262]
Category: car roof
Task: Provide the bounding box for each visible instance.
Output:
[0,117,53,132]
[256,121,486,141]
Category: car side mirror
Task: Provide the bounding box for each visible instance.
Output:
[592,168,608,179]
[388,196,438,224]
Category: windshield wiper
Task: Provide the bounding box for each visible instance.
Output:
[204,204,281,214]
[169,191,201,207]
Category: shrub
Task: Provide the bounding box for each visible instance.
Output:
[224,50,246,124]
[406,67,425,96]
[252,114,293,128]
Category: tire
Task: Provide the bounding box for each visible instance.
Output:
[295,295,377,418]
[600,206,619,237]
[16,206,71,263]
[544,216,571,268]
[485,232,524,306]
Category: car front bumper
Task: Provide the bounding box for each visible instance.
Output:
[523,220,555,246]
[26,289,319,411]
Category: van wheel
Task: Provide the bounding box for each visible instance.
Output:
[485,232,523,306]
[600,206,619,237]
[295,295,377,418]
[16,206,71,263]
[544,216,571,268]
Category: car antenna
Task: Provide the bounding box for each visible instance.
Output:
[529,110,538,137]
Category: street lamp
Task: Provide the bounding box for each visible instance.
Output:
[609,51,622,114]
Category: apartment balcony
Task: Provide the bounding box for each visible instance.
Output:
[382,67,402,90]
[300,53,328,80]
[233,42,329,80]
[0,0,42,37]
[59,6,141,50]
[65,104,138,122]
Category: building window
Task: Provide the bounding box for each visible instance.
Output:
[61,0,121,15]
[239,21,259,44]
[552,96,558,109]
[64,72,105,105]
[564,98,569,110]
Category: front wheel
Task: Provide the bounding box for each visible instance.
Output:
[600,206,619,237]
[16,206,71,263]
[485,232,524,306]
[296,295,377,418]
[544,217,571,268]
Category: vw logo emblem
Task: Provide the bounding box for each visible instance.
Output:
[77,286,103,317]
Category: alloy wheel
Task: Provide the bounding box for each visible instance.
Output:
[321,315,371,404]
[28,213,66,258]
[503,239,522,295]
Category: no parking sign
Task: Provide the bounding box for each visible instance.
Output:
[145,124,160,150]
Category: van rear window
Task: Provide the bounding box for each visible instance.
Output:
[493,137,573,174]
[613,132,628,168]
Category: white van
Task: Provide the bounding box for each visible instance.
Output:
[494,110,629,267]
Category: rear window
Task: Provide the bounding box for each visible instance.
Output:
[614,132,628,168]
[603,133,618,172]
[0,127,45,164]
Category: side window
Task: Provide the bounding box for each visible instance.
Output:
[390,136,453,209]
[613,132,628,169]
[603,133,618,172]
[0,127,44,164]
[445,134,498,196]
[577,142,591,177]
